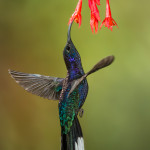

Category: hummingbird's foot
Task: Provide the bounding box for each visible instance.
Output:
[78,108,84,118]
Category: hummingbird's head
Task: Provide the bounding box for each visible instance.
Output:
[63,21,84,80]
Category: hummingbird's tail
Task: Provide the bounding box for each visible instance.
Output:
[61,115,84,150]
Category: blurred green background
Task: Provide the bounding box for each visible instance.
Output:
[1,0,150,150]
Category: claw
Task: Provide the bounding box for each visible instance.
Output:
[79,108,84,118]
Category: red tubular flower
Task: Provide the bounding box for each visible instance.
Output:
[68,0,82,27]
[88,0,101,33]
[100,0,118,31]
[90,13,99,33]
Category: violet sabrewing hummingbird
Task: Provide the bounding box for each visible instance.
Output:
[9,21,114,150]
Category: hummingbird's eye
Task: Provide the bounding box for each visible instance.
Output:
[66,45,70,52]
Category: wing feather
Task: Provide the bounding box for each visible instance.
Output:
[9,70,64,100]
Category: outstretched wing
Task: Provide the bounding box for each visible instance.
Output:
[68,55,115,97]
[9,70,64,100]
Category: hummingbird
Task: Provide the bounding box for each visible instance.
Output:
[9,21,114,150]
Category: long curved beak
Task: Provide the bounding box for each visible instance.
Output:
[67,20,74,43]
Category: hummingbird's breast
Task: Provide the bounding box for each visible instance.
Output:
[58,75,88,134]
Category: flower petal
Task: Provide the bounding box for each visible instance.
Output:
[100,0,118,31]
[90,13,99,33]
[100,17,118,31]
[68,0,82,27]
[94,0,100,5]
[89,0,101,33]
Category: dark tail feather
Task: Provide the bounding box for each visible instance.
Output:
[61,115,84,150]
